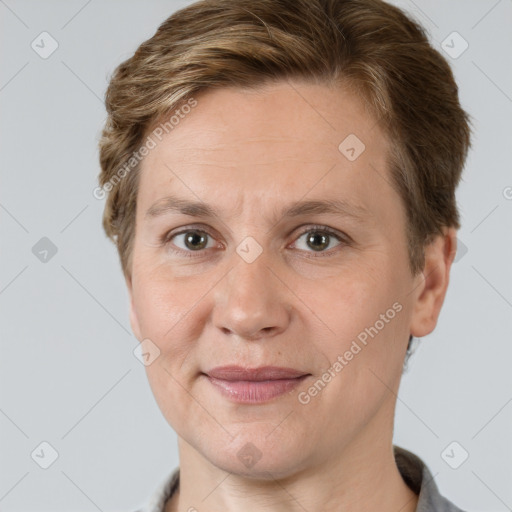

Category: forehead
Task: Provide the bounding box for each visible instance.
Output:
[138,80,394,223]
[147,80,382,155]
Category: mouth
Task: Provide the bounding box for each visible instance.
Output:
[203,365,311,404]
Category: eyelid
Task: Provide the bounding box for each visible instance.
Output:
[161,224,217,243]
[292,224,348,242]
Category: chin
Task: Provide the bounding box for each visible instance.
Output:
[199,428,312,480]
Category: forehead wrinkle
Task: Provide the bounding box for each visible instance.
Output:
[166,159,328,167]
[164,133,336,152]
[172,136,310,145]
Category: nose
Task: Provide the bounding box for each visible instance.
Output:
[211,248,292,341]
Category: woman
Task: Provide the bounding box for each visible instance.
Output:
[97,0,470,510]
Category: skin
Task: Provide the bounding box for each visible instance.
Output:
[125,79,457,512]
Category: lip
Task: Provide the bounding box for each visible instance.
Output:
[204,365,310,404]
[206,365,308,381]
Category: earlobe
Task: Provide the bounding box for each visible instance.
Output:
[409,227,457,339]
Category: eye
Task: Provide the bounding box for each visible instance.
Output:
[161,224,349,258]
[291,226,346,255]
[163,228,218,256]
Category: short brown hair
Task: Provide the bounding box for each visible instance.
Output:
[98,0,470,279]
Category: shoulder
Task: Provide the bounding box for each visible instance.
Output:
[135,467,180,512]
[394,445,466,512]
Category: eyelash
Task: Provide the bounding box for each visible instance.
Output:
[160,224,350,259]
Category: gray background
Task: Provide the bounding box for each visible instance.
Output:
[1,0,511,510]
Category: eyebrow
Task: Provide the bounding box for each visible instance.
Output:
[145,194,370,223]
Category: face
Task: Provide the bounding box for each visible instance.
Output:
[126,80,448,478]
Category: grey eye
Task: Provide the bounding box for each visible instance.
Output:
[294,230,341,252]
[172,230,213,251]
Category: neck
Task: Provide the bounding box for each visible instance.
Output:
[166,416,418,512]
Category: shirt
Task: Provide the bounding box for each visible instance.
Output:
[137,445,465,512]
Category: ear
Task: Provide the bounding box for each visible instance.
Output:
[125,272,142,342]
[409,227,457,338]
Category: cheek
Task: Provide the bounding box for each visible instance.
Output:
[130,260,218,352]
[294,274,407,449]
[300,258,409,396]
[132,262,204,340]
[303,259,400,339]
[132,271,207,432]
